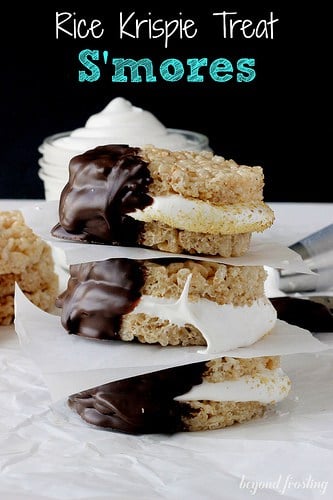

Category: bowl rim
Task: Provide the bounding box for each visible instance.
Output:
[39,128,210,149]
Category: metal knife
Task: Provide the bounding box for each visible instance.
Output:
[270,296,333,333]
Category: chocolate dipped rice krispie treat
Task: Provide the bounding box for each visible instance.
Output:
[0,210,59,325]
[51,145,274,257]
[68,355,290,434]
[56,257,277,351]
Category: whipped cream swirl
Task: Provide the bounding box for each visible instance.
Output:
[53,97,194,151]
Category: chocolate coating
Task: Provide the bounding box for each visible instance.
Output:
[56,258,145,340]
[68,362,207,434]
[51,144,153,244]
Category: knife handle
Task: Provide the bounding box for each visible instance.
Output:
[279,224,333,293]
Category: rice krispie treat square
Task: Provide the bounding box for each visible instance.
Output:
[0,210,59,325]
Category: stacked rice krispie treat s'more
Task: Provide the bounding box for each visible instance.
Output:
[51,144,291,434]
[0,211,59,326]
[52,145,274,256]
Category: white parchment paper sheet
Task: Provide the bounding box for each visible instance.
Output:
[14,285,328,402]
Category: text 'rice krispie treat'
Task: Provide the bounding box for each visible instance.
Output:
[0,210,59,325]
[68,356,290,434]
[51,145,274,257]
[56,258,277,351]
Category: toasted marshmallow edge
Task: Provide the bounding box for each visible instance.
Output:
[174,367,291,404]
[128,195,274,234]
[131,274,277,354]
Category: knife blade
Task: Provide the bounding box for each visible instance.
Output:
[270,296,333,333]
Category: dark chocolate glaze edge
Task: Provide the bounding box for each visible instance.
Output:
[68,361,207,434]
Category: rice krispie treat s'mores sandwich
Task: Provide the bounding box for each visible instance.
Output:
[0,210,59,325]
[51,145,274,257]
[68,356,290,434]
[56,257,277,352]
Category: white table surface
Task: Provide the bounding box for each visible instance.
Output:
[1,200,333,500]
